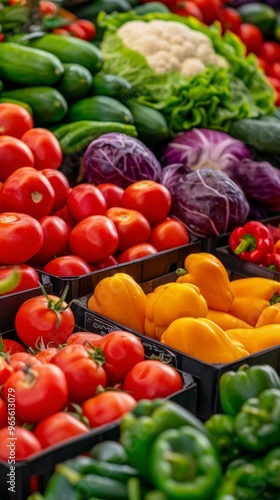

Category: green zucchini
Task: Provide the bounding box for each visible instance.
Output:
[0,43,64,86]
[126,99,169,144]
[237,3,277,36]
[0,98,33,115]
[24,34,103,75]
[2,87,68,125]
[55,63,93,103]
[229,117,280,155]
[69,0,131,20]
[68,95,134,124]
[91,74,132,101]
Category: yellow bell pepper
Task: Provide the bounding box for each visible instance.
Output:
[255,303,280,327]
[227,296,271,327]
[206,309,253,330]
[161,317,249,364]
[144,282,208,340]
[87,273,147,333]
[176,252,234,312]
[226,324,280,354]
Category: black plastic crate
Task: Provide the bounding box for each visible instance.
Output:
[215,245,280,280]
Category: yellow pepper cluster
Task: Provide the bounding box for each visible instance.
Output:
[87,253,280,364]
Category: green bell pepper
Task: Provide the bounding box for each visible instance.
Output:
[120,398,209,480]
[204,413,244,465]
[235,388,280,453]
[214,464,263,500]
[149,425,222,500]
[263,447,280,488]
[219,364,280,417]
[41,472,77,499]
[89,440,128,464]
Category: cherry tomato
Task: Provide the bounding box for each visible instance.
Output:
[70,215,119,262]
[2,363,68,423]
[0,426,41,460]
[219,8,242,34]
[0,264,40,295]
[39,0,58,16]
[73,19,96,41]
[192,0,222,24]
[20,128,63,171]
[99,331,145,385]
[0,398,7,428]
[96,183,124,209]
[118,243,158,263]
[0,212,43,265]
[0,357,13,385]
[173,0,204,21]
[0,103,33,139]
[1,338,26,354]
[63,23,88,39]
[123,360,183,400]
[122,181,172,225]
[238,23,263,55]
[28,215,71,266]
[42,168,70,213]
[82,391,137,428]
[106,207,151,252]
[67,183,106,223]
[33,412,89,449]
[15,292,75,348]
[0,136,34,182]
[94,255,118,270]
[8,352,41,371]
[149,218,190,251]
[43,255,92,277]
[0,167,55,219]
[260,41,280,65]
[66,332,102,346]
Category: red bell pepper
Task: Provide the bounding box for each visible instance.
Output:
[229,221,274,264]
[262,252,280,272]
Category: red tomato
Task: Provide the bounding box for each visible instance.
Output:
[94,255,118,269]
[219,8,242,34]
[0,426,41,461]
[106,207,151,252]
[257,57,270,74]
[0,34,5,42]
[2,364,68,423]
[0,398,7,428]
[149,218,190,251]
[267,76,280,98]
[42,168,70,213]
[0,167,55,219]
[173,0,204,21]
[51,28,71,36]
[33,412,89,449]
[123,360,183,400]
[53,203,76,227]
[0,212,43,265]
[39,0,58,16]
[96,183,124,209]
[66,331,102,346]
[191,0,222,24]
[0,264,39,295]
[99,331,145,385]
[238,23,263,55]
[118,243,158,263]
[15,292,75,348]
[260,41,280,65]
[67,183,106,223]
[73,19,96,41]
[0,357,13,385]
[0,136,34,182]
[21,128,63,171]
[1,339,26,354]
[70,215,119,262]
[43,255,92,277]
[63,23,87,39]
[28,215,71,266]
[122,181,172,225]
[8,352,41,371]
[35,346,59,363]
[269,62,280,80]
[82,391,137,428]
[0,103,33,139]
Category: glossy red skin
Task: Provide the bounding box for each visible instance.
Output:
[33,412,89,449]
[29,215,71,266]
[0,136,34,182]
[96,183,124,209]
[7,352,41,372]
[122,180,172,225]
[238,23,263,55]
[67,332,102,346]
[73,19,96,41]
[0,357,13,385]
[149,218,190,251]
[35,347,59,364]
[0,426,42,461]
[106,207,151,252]
[43,255,92,277]
[82,391,137,428]
[0,264,40,295]
[2,339,26,354]
[173,0,204,21]
[53,204,76,227]
[70,215,119,262]
[260,41,280,65]
[0,103,33,139]
[191,0,222,24]
[0,167,55,219]
[117,243,158,263]
[2,364,68,423]
[20,128,63,171]
[42,169,70,213]
[0,212,44,265]
[93,255,118,269]
[219,7,242,35]
[67,184,107,223]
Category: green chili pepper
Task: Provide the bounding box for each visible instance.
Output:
[204,413,244,465]
[235,388,280,453]
[64,455,139,482]
[219,364,280,417]
[263,447,280,488]
[149,425,222,499]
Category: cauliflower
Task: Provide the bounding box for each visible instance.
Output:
[181,58,206,77]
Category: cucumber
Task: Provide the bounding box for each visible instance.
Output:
[237,3,277,35]
[68,95,134,124]
[133,2,170,14]
[55,63,93,103]
[126,99,169,144]
[229,117,280,155]
[0,43,64,86]
[24,34,103,75]
[91,74,132,101]
[0,98,33,115]
[2,87,68,125]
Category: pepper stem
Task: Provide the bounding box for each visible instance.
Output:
[164,451,196,481]
[233,234,256,255]
[176,268,188,277]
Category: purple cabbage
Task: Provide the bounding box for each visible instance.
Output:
[162,169,250,237]
[83,133,162,188]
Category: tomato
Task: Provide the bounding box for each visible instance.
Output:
[63,23,88,39]
[15,292,75,348]
[257,57,270,74]
[173,0,204,21]
[35,346,59,363]
[42,168,70,213]
[118,243,158,263]
[39,0,58,16]
[238,23,263,55]
[66,331,102,347]
[123,360,183,400]
[149,218,190,251]
[0,264,40,295]
[1,339,26,354]
[269,62,280,80]
[219,8,242,35]
[0,212,43,265]
[53,203,76,227]
[82,391,137,428]
[191,0,222,24]
[0,33,5,42]
[20,128,63,171]
[96,183,124,209]
[122,181,172,225]
[33,411,89,449]
[8,352,41,371]
[106,207,151,252]
[73,19,96,41]
[67,184,106,223]
[0,357,13,385]
[94,254,118,269]
[70,215,119,262]
[0,398,7,428]
[0,167,55,219]
[3,363,68,423]
[51,28,71,35]
[0,103,33,139]
[0,426,41,461]
[260,41,280,65]
[0,136,34,182]
[98,331,145,385]
[43,254,92,277]
[28,215,71,266]
[267,76,280,94]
